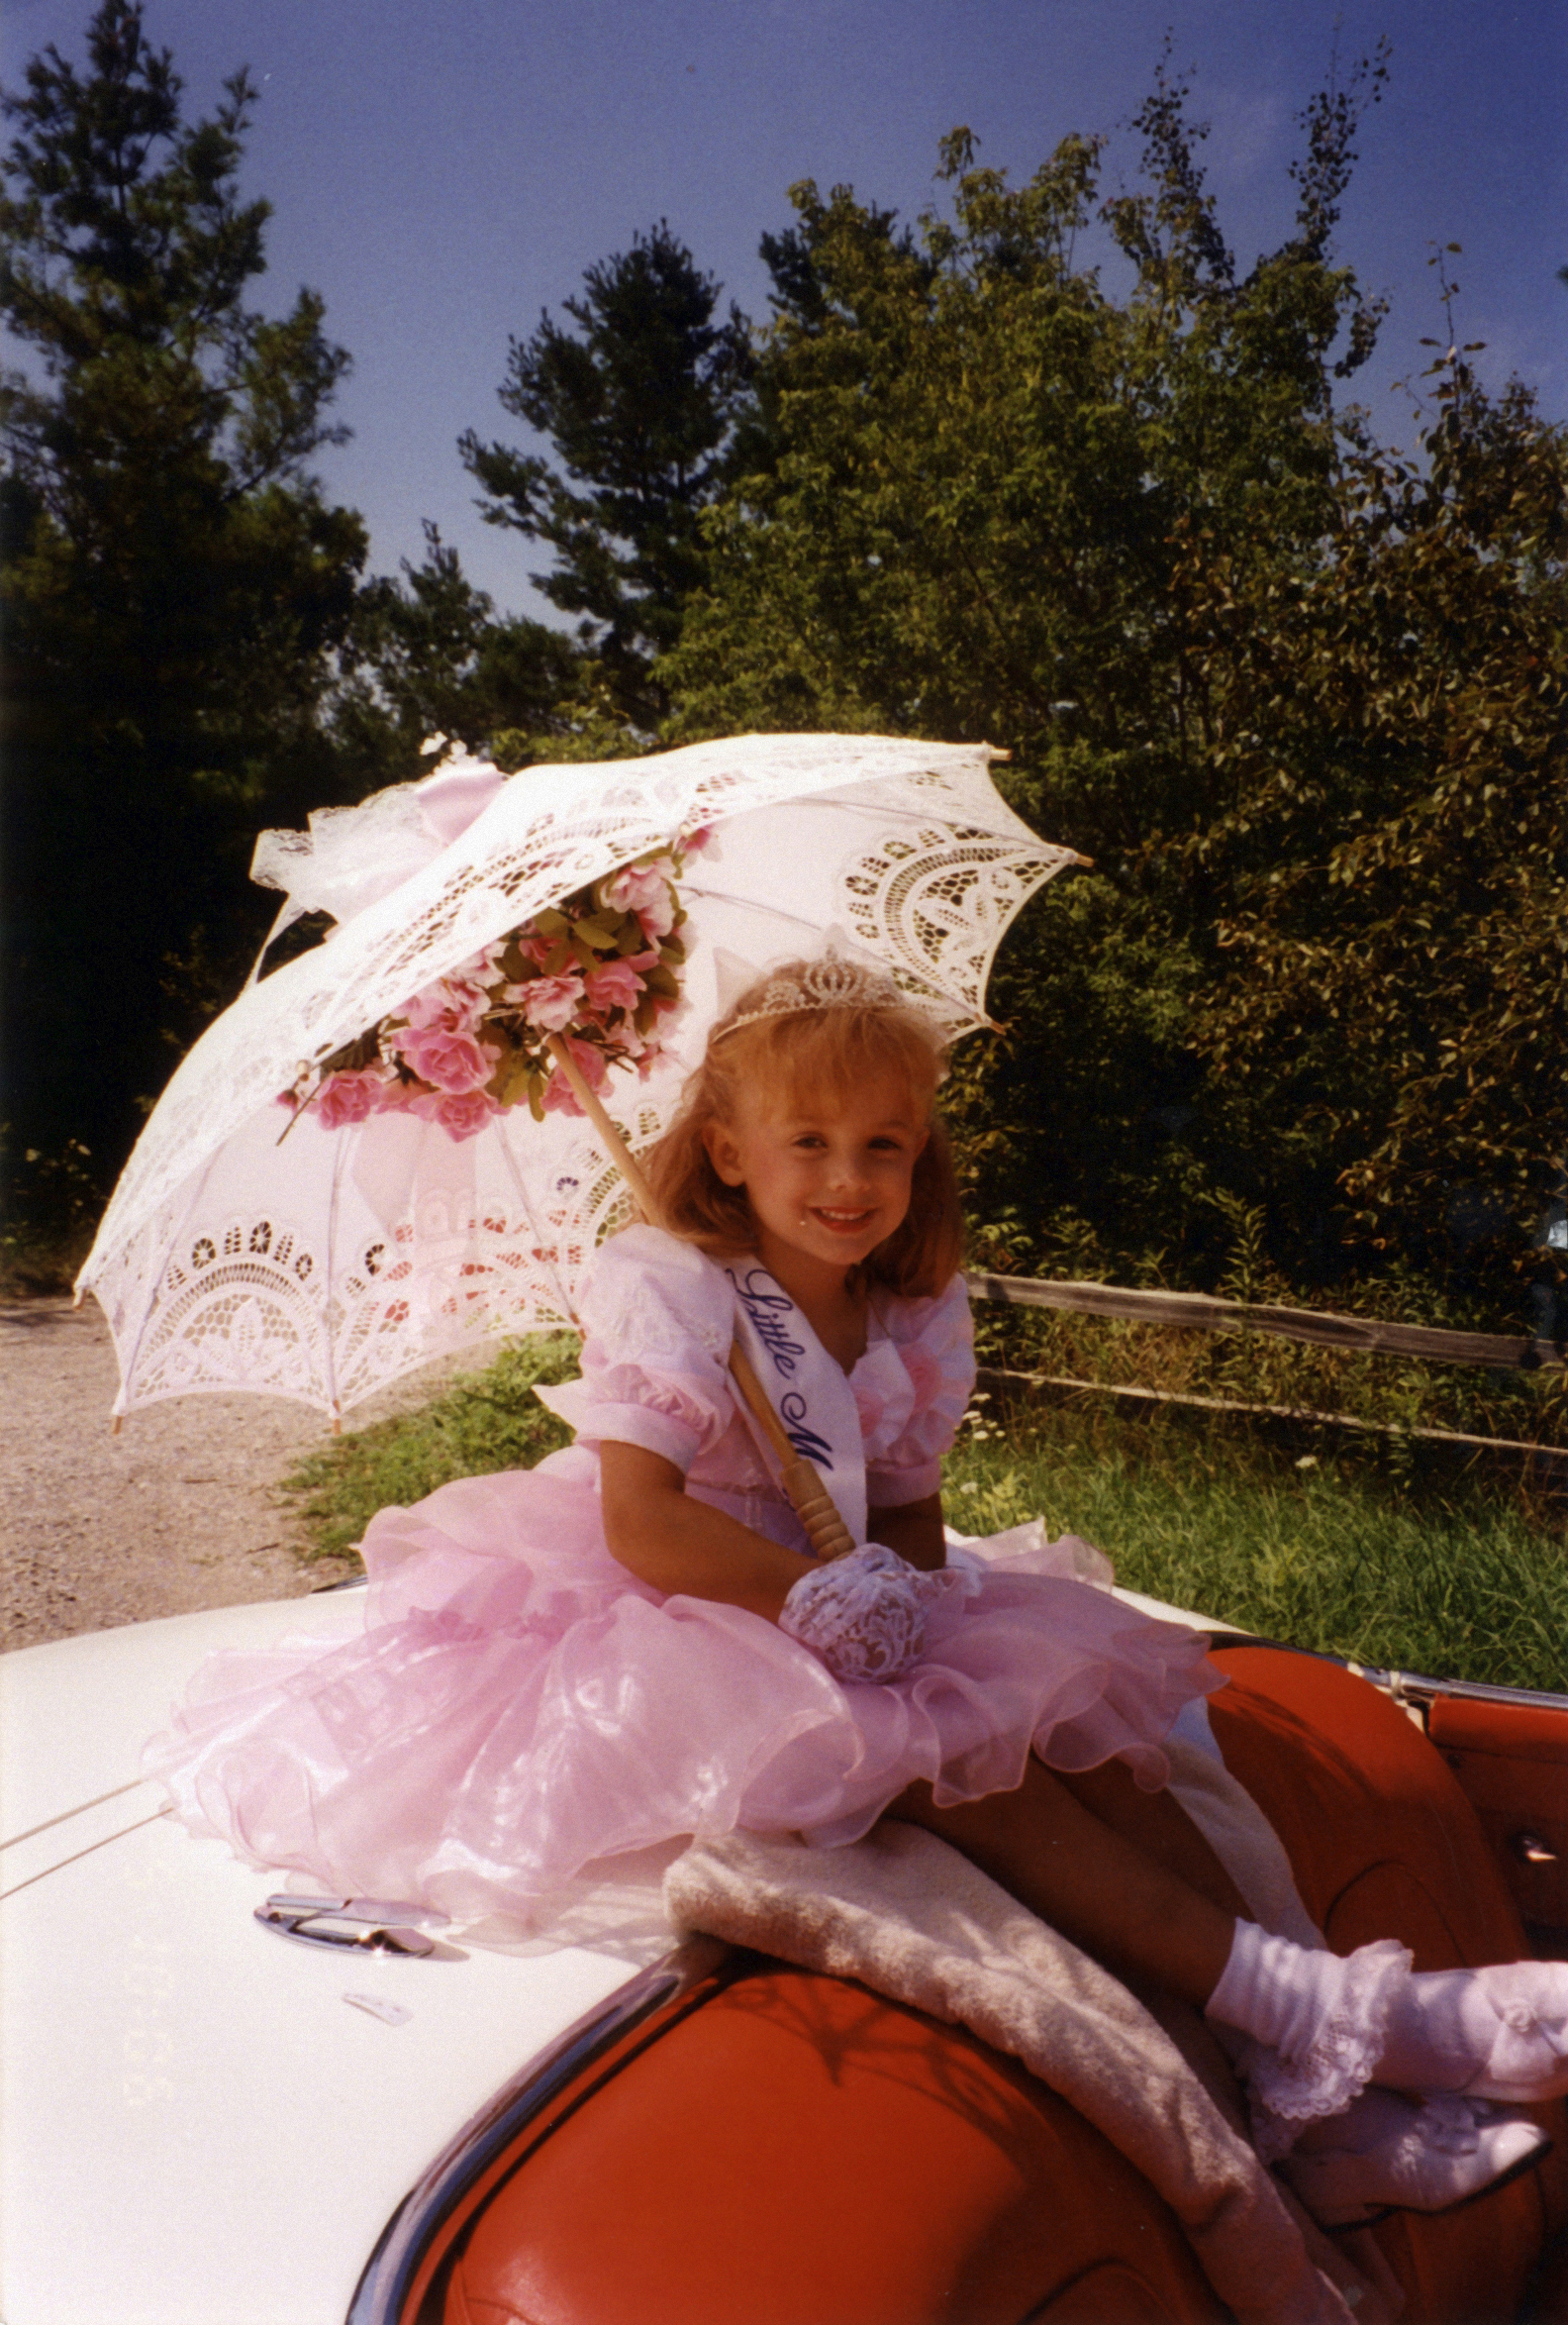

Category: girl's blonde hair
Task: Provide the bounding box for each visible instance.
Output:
[644,965,964,1297]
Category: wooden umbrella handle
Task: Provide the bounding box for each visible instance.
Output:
[544,1036,856,1561]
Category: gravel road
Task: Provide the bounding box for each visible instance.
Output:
[1,1296,484,1652]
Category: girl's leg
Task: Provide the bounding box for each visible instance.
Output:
[885,1755,1568,2112]
[884,1753,1243,2007]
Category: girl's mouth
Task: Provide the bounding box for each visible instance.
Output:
[812,1206,875,1235]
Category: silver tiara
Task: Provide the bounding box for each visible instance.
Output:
[712,956,911,1042]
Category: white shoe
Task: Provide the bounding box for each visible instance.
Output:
[1377,1963,1568,2104]
[1278,2091,1550,2228]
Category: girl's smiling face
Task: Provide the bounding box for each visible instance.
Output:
[702,1071,928,1288]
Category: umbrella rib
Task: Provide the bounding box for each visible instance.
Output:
[106,1144,227,1423]
[321,1123,349,1427]
[496,1120,581,1333]
[678,882,968,1010]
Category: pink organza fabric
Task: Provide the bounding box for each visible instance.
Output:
[146,1229,1221,1928]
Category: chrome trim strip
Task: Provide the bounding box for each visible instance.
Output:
[345,1933,735,2325]
[0,1804,173,1903]
[1210,1634,1568,1717]
[0,1774,148,1852]
[1353,1667,1568,1717]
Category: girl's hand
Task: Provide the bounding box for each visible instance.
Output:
[779,1542,930,1684]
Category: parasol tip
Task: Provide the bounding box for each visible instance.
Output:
[110,1414,123,1438]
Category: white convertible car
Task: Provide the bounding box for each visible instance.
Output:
[4,1575,1566,2325]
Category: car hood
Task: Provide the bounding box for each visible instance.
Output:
[3,1577,1240,2325]
[0,1593,641,2325]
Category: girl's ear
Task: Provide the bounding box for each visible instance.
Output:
[702,1118,746,1188]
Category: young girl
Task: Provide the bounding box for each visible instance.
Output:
[149,959,1566,2222]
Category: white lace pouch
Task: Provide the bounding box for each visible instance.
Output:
[780,1543,934,1684]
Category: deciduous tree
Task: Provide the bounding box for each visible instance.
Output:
[663,61,1424,1295]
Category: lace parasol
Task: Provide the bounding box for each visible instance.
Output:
[77,733,1083,1426]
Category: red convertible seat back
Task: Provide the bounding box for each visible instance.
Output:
[441,1963,1226,2325]
[1207,1647,1568,2325]
[430,1646,1566,2325]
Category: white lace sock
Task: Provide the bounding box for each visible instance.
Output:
[1205,1921,1413,2152]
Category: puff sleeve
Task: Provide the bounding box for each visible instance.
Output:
[534,1226,737,1471]
[864,1273,976,1507]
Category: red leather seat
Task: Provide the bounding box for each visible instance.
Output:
[1208,1647,1568,2325]
[430,1645,1565,2325]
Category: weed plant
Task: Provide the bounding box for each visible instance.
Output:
[285,1336,1565,1694]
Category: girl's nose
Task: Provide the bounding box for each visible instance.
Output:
[828,1156,871,1193]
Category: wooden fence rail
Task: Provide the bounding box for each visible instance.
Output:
[964,1271,1565,1373]
[972,1365,1568,1465]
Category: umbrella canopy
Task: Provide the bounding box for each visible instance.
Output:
[78,734,1080,1424]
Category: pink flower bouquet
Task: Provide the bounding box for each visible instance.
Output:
[277,838,696,1143]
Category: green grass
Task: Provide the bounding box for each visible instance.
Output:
[946,1392,1567,1693]
[282,1336,578,1562]
[284,1338,1567,1695]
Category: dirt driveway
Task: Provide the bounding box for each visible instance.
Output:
[2,1297,481,1651]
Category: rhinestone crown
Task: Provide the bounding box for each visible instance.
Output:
[712,955,910,1043]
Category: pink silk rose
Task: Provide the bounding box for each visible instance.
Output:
[392,1023,497,1093]
[519,970,585,1033]
[314,1069,394,1129]
[408,1087,498,1142]
[513,932,560,969]
[540,1035,609,1114]
[582,951,657,1015]
[600,859,675,940]
[400,966,491,1031]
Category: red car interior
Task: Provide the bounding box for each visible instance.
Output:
[411,1646,1567,2325]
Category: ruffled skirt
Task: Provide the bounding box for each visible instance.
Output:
[146,1446,1221,1929]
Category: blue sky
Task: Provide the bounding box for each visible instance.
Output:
[6,0,1565,620]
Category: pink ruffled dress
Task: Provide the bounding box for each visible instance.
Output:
[147,1227,1220,1927]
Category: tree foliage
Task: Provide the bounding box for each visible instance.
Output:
[1,0,366,1165]
[662,58,1564,1315]
[459,223,753,726]
[325,524,587,790]
[1186,349,1566,1268]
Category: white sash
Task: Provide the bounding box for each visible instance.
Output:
[723,1262,868,1547]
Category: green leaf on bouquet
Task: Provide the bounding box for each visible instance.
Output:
[319,1024,383,1077]
[489,1048,537,1108]
[570,910,624,950]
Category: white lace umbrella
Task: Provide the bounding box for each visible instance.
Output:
[78,733,1082,1428]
